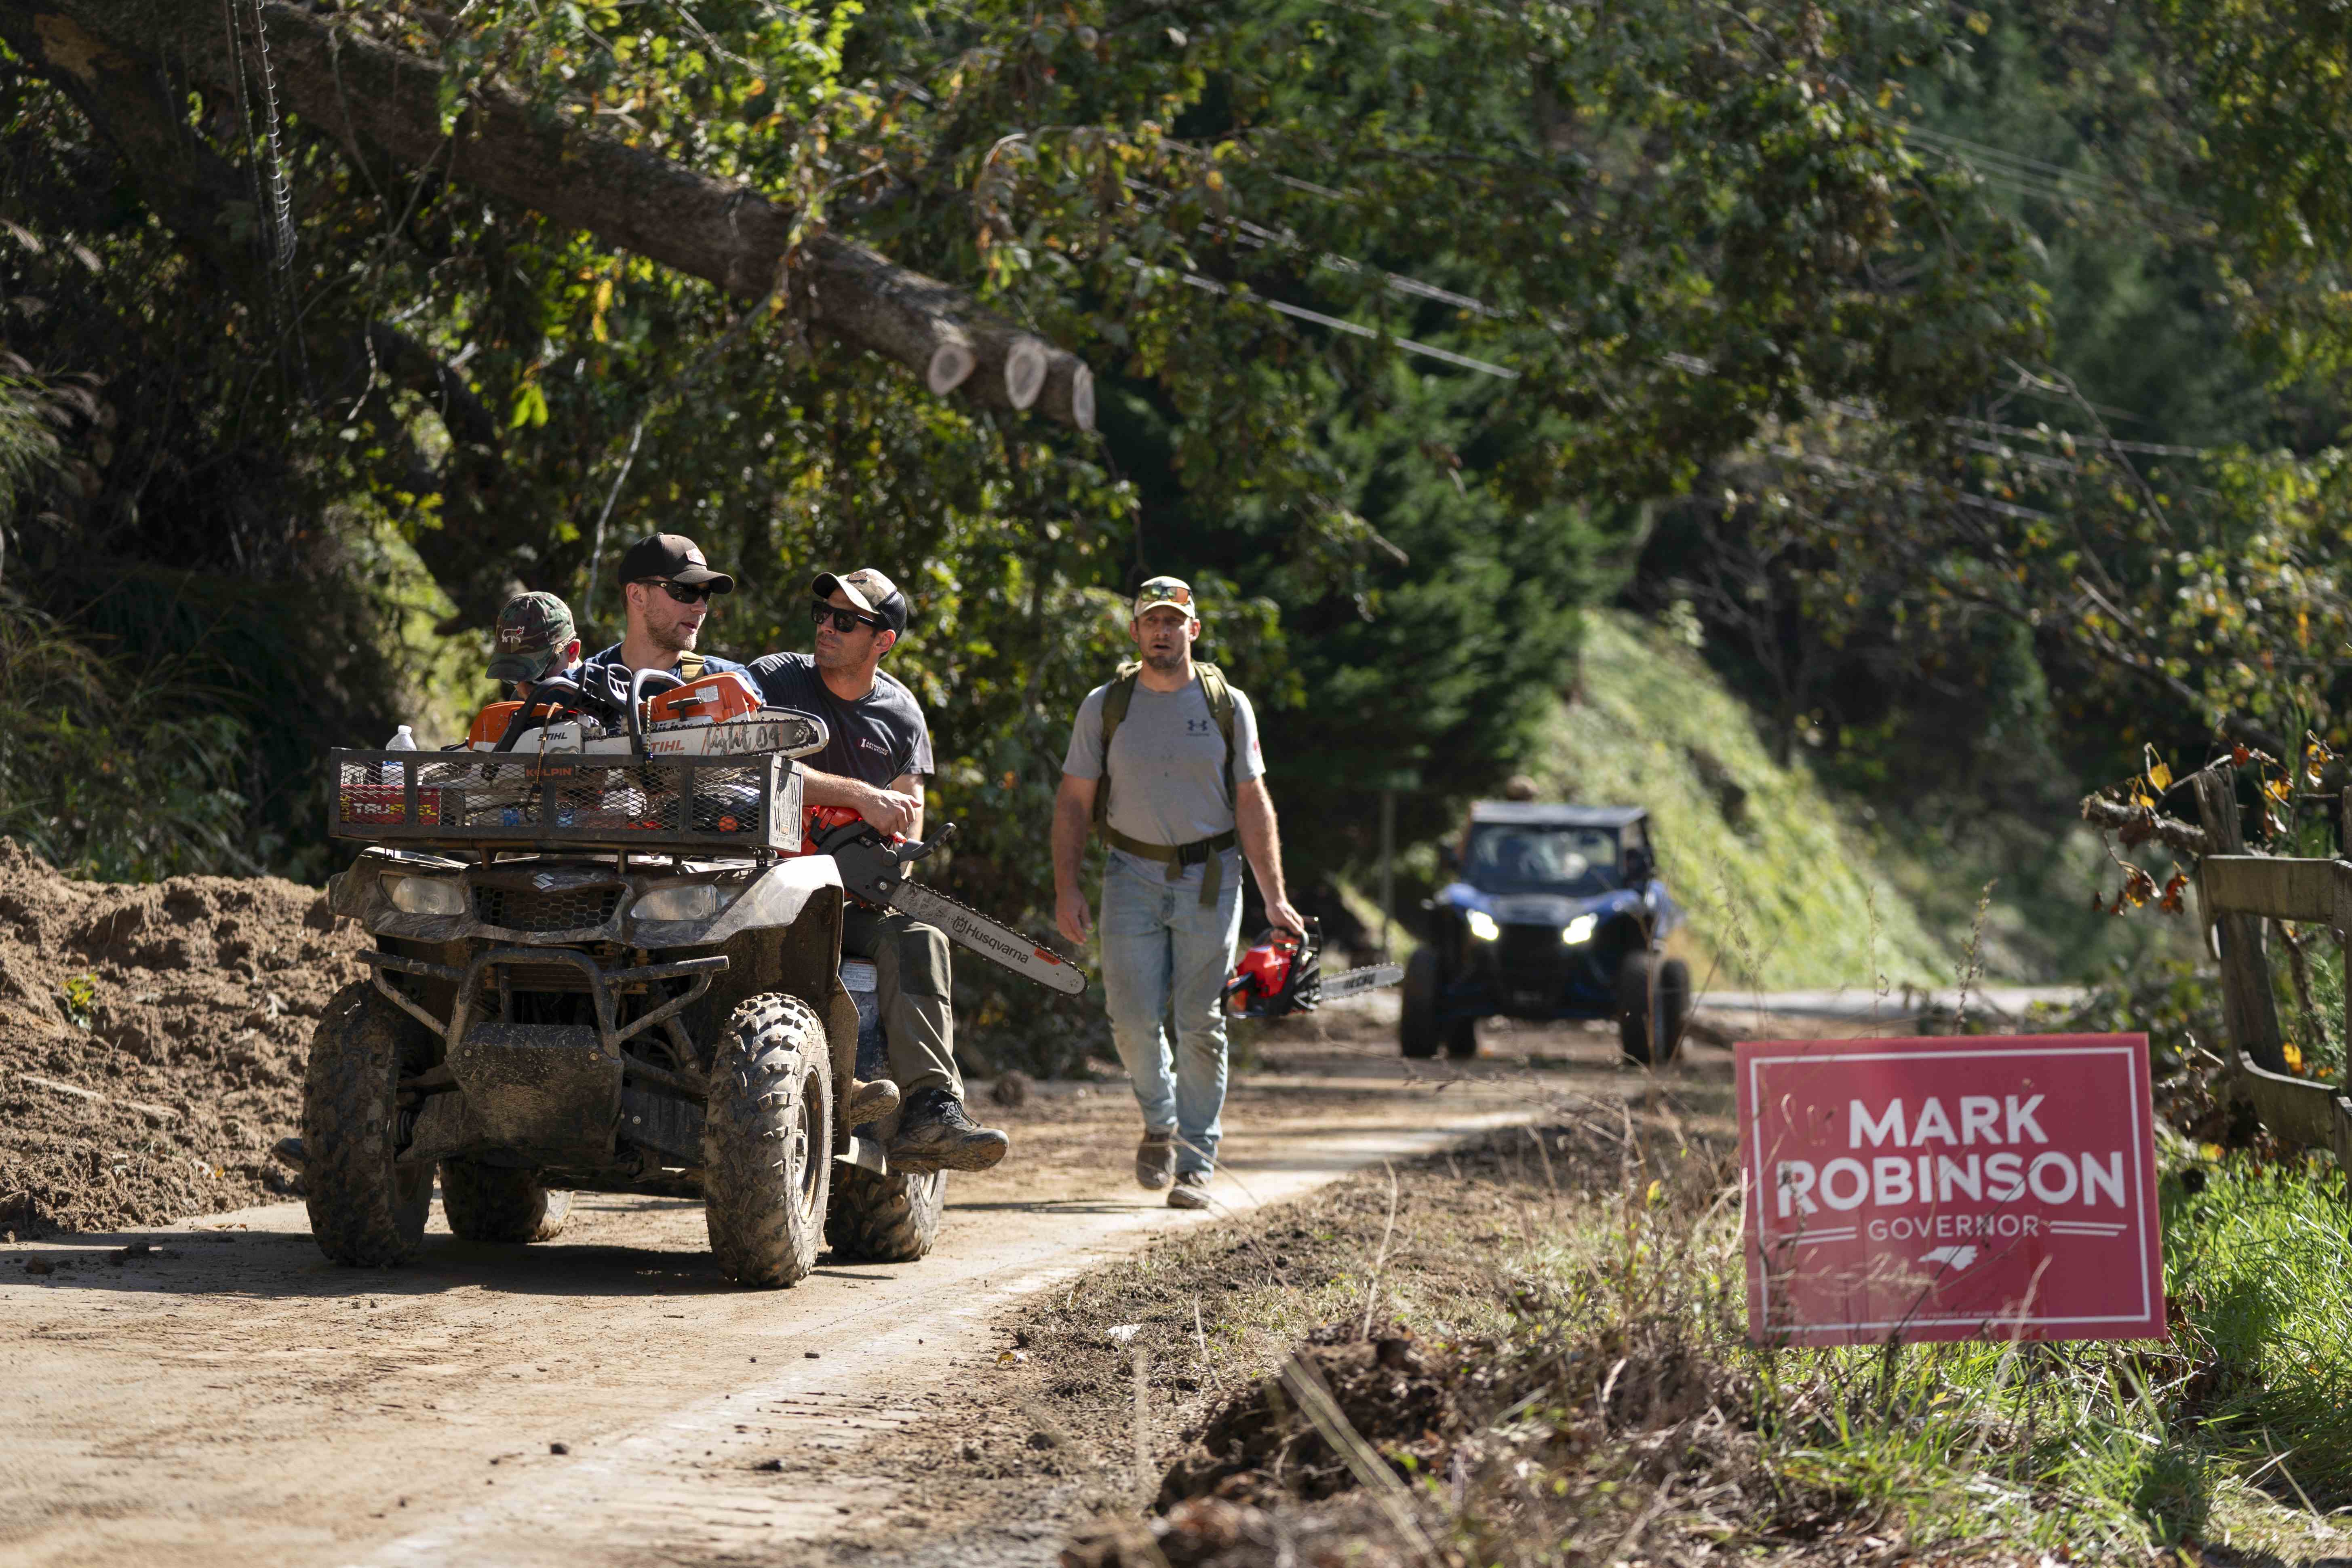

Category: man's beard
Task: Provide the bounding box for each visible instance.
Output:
[652,617,698,655]
[1141,644,1186,672]
[812,639,854,673]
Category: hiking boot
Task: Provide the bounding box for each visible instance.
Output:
[845,1077,902,1128]
[1135,1132,1176,1191]
[887,1088,1009,1173]
[1167,1170,1212,1210]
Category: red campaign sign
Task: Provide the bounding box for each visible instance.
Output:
[1738,1034,2165,1346]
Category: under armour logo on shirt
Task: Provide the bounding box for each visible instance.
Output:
[1187,719,1212,734]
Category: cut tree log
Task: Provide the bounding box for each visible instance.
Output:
[3,0,1094,431]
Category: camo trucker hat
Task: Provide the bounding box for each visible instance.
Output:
[1132,575,1197,621]
[811,567,909,634]
[487,590,578,682]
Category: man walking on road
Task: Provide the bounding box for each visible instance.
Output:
[1052,577,1305,1210]
[746,569,1010,1174]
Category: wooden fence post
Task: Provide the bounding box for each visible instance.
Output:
[2191,767,2287,1073]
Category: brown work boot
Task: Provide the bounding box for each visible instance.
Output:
[887,1088,1009,1173]
[1135,1131,1175,1191]
[845,1077,901,1128]
[1167,1170,1212,1210]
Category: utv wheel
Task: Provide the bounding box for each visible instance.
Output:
[303,980,436,1267]
[1399,948,1442,1059]
[1617,951,1661,1066]
[703,993,833,1288]
[1656,957,1692,1066]
[826,1126,948,1263]
[1444,1014,1479,1060]
[441,1159,571,1243]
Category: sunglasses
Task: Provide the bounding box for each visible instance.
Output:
[636,578,716,605]
[812,600,885,634]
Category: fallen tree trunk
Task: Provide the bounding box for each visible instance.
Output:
[6,0,1091,428]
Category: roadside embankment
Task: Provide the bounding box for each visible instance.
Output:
[0,838,365,1234]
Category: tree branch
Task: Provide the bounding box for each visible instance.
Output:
[6,0,1093,428]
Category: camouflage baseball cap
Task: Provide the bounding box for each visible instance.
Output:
[487,590,578,682]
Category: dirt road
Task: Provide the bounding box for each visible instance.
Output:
[0,1005,1693,1568]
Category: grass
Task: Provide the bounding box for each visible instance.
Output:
[954,1096,2352,1568]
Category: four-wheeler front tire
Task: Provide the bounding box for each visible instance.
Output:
[1657,957,1692,1065]
[303,980,436,1267]
[441,1159,571,1243]
[1399,948,1442,1059]
[1444,1014,1479,1060]
[827,1156,948,1263]
[703,993,833,1288]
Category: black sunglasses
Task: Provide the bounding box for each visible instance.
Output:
[637,578,715,605]
[811,600,884,634]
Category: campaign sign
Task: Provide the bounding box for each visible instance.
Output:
[1738,1034,2164,1346]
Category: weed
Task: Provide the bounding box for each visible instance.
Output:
[57,972,96,1031]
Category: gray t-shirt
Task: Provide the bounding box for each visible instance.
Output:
[1062,673,1265,863]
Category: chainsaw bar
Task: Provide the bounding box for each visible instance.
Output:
[887,881,1089,996]
[821,819,1089,995]
[1311,963,1404,1003]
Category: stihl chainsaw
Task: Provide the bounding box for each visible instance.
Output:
[1222,919,1402,1019]
[808,808,1089,997]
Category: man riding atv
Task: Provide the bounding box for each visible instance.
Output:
[301,548,1061,1286]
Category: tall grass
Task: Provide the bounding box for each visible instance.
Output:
[0,598,255,880]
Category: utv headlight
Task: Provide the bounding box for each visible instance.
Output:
[384,874,466,916]
[1466,909,1501,942]
[1562,914,1598,946]
[634,883,722,922]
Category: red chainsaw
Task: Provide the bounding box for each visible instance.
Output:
[1220,919,1403,1019]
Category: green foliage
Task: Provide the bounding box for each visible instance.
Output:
[0,599,253,881]
[1543,612,1951,986]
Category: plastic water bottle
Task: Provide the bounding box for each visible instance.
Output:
[385,724,417,789]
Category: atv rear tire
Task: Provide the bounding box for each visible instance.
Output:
[441,1159,571,1243]
[826,1153,947,1263]
[703,993,832,1288]
[303,980,436,1267]
[1399,948,1441,1059]
[1617,951,1661,1066]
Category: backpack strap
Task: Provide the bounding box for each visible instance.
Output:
[677,650,706,681]
[1090,662,1143,829]
[1192,662,1239,813]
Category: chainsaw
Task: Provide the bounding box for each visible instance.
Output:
[808,809,1089,997]
[1221,919,1402,1019]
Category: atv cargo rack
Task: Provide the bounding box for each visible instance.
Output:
[329,748,804,854]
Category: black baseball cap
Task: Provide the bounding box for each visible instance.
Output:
[618,532,735,593]
[813,567,908,634]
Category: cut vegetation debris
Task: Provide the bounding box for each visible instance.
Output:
[835,1095,2352,1568]
[0,838,367,1235]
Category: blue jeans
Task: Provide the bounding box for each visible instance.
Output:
[1099,849,1244,1175]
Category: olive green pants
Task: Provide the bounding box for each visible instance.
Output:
[841,902,962,1100]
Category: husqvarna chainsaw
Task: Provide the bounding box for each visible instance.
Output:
[805,807,1089,996]
[1220,919,1403,1019]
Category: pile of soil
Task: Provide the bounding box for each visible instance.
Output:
[0,838,367,1235]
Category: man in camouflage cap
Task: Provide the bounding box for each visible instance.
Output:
[487,590,582,698]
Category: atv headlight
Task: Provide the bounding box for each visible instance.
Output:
[384,873,466,916]
[1561,914,1598,946]
[1466,909,1501,942]
[634,883,722,922]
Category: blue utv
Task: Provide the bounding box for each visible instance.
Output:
[1401,803,1691,1064]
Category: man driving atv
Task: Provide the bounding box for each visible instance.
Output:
[746,569,1010,1174]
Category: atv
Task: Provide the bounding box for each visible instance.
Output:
[1401,802,1689,1065]
[307,665,1079,1287]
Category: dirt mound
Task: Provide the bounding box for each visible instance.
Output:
[0,838,367,1235]
[1154,1326,1496,1510]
